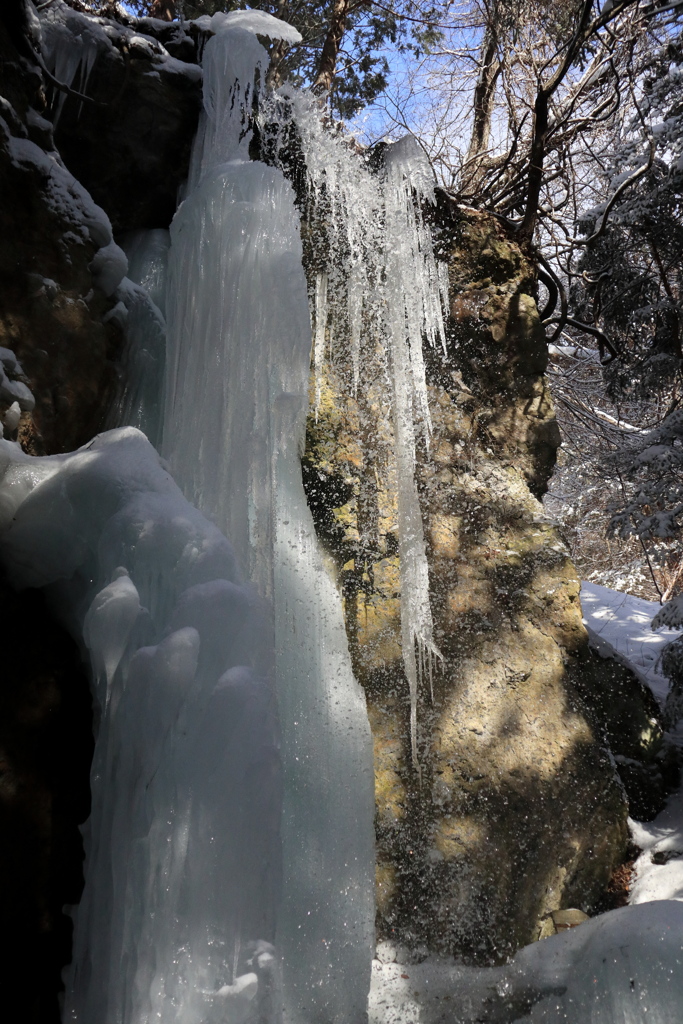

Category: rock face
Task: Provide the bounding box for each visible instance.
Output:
[40,3,201,234]
[0,6,125,453]
[0,577,93,1024]
[303,202,642,963]
[0,8,114,1015]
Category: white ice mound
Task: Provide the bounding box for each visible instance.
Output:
[0,427,282,1024]
[371,901,683,1024]
[198,9,302,43]
[510,900,683,1023]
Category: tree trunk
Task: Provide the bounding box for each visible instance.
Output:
[461,20,500,192]
[149,0,176,22]
[313,0,353,97]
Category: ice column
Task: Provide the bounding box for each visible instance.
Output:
[162,13,374,1023]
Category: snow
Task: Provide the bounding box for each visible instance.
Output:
[630,758,683,905]
[39,0,203,110]
[371,901,683,1023]
[196,10,302,44]
[548,341,600,361]
[0,348,35,412]
[652,594,683,629]
[3,402,22,434]
[580,581,678,703]
[2,116,114,250]
[580,582,683,952]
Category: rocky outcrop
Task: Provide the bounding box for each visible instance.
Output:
[302,203,649,963]
[581,626,678,821]
[40,3,201,234]
[0,8,116,1015]
[0,6,126,453]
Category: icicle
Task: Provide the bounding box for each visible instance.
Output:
[41,2,103,124]
[262,94,447,770]
[313,271,328,416]
[384,140,445,768]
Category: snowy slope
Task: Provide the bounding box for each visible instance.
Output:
[580,580,679,703]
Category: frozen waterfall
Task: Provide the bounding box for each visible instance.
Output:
[0,428,282,1024]
[162,12,375,1024]
[3,5,683,1024]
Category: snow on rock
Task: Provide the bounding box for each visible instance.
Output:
[509,900,683,1023]
[580,583,683,944]
[580,581,679,703]
[630,756,683,905]
[2,120,114,251]
[40,0,203,108]
[652,594,683,629]
[0,348,34,412]
[89,239,128,296]
[2,402,21,434]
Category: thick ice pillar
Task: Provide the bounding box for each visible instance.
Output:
[162,13,375,1022]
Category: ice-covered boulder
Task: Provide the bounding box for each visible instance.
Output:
[370,899,683,1023]
[0,426,282,1024]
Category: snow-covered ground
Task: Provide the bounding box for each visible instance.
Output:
[580,582,683,910]
[370,581,683,1023]
[580,580,679,703]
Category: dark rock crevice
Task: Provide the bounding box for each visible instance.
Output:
[0,577,93,1024]
[40,2,202,234]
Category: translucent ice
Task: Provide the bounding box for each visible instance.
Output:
[262,93,448,766]
[0,427,282,1024]
[162,15,374,1024]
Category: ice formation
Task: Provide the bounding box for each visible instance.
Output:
[370,900,683,1024]
[0,428,281,1024]
[262,92,449,766]
[162,13,374,1023]
[40,0,202,124]
[108,231,171,448]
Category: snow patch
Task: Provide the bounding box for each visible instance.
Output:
[89,240,128,296]
[581,580,678,703]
